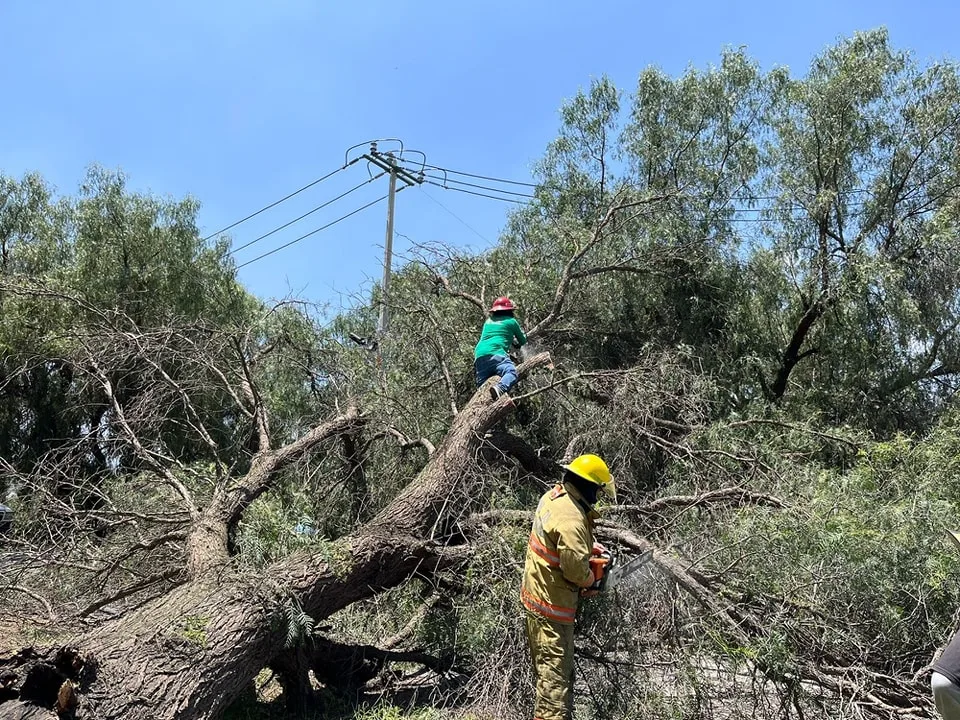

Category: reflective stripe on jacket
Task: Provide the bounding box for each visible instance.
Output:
[521,482,597,625]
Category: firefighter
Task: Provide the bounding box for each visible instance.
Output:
[521,453,616,720]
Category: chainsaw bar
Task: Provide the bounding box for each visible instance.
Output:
[605,549,654,590]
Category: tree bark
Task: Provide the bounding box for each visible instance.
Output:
[0,355,552,720]
[185,404,362,575]
[768,299,823,401]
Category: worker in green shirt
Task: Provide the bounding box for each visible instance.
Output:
[474,296,528,400]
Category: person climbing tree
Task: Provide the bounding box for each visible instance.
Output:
[521,453,617,720]
[474,296,527,400]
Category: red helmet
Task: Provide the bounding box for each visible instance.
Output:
[490,296,516,312]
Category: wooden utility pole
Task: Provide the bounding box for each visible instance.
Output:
[379,168,398,334]
[363,144,422,336]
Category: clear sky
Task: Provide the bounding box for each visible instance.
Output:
[1,0,957,313]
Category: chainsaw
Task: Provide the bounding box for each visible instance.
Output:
[585,548,654,596]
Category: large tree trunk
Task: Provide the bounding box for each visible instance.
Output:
[0,356,550,720]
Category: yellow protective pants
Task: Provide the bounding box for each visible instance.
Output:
[525,611,575,720]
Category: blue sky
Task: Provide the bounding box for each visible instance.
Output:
[1,0,957,314]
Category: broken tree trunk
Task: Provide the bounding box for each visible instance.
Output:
[0,355,551,720]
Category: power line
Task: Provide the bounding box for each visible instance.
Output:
[229,172,386,255]
[423,180,530,205]
[423,174,880,215]
[427,171,787,206]
[422,180,889,229]
[422,174,536,198]
[397,160,539,188]
[395,158,894,205]
[234,193,391,270]
[421,178,836,212]
[418,187,491,245]
[202,158,360,241]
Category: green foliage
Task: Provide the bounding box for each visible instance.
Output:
[705,420,960,674]
[426,522,527,659]
[265,31,960,715]
[281,597,315,649]
[178,615,210,647]
[235,489,354,578]
[0,166,255,484]
[353,706,444,720]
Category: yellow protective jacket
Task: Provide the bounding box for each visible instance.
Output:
[521,482,598,625]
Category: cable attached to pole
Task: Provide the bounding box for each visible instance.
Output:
[423,180,531,205]
[229,171,386,255]
[235,193,392,269]
[203,157,361,241]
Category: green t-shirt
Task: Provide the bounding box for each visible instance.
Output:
[474,317,527,359]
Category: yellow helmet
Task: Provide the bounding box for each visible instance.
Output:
[562,453,616,502]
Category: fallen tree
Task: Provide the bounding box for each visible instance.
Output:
[0,353,551,720]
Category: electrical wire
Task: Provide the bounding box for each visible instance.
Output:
[395,158,889,205]
[418,187,491,244]
[422,180,885,229]
[418,169,833,210]
[422,174,536,198]
[235,193,391,269]
[421,178,863,214]
[229,172,386,255]
[423,180,530,205]
[202,158,360,241]
[218,149,954,269]
[421,171,880,217]
[397,160,539,188]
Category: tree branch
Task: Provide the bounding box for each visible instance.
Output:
[484,430,560,482]
[527,191,675,339]
[85,357,198,517]
[0,586,57,622]
[79,569,184,618]
[613,487,785,517]
[186,405,363,574]
[433,274,486,314]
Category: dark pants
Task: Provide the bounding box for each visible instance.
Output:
[474,354,518,392]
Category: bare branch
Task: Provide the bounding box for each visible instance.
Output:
[85,357,198,517]
[433,274,486,314]
[613,487,785,516]
[123,332,225,476]
[234,337,271,453]
[381,592,443,650]
[377,426,436,456]
[484,430,559,483]
[527,191,676,339]
[512,369,631,402]
[0,586,57,622]
[78,569,184,618]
